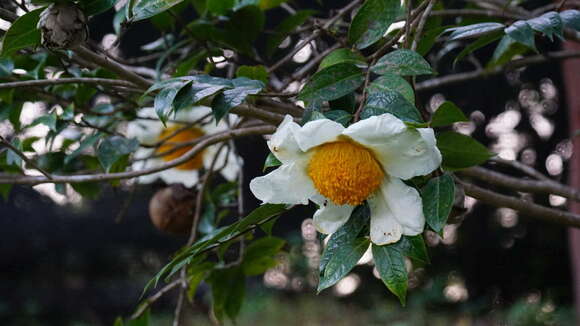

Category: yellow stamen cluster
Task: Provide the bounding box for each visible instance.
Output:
[156,126,205,170]
[307,140,384,205]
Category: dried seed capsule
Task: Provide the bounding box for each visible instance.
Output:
[148,184,195,236]
[37,3,88,49]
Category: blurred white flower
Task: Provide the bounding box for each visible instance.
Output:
[127,106,240,187]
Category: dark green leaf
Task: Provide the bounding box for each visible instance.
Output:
[431,101,468,127]
[259,0,286,10]
[446,22,504,41]
[266,10,315,57]
[422,174,455,233]
[0,58,14,77]
[97,136,139,172]
[259,216,278,236]
[488,35,529,67]
[527,11,563,40]
[453,32,502,66]
[207,0,235,15]
[298,63,364,102]
[318,237,369,292]
[154,81,191,123]
[211,77,264,122]
[71,182,101,199]
[6,138,22,167]
[560,10,580,31]
[78,0,116,15]
[505,20,536,51]
[398,235,430,265]
[30,113,57,131]
[319,206,369,272]
[329,93,356,112]
[242,237,285,275]
[372,243,408,305]
[368,74,415,104]
[263,152,282,171]
[348,0,402,49]
[371,49,433,76]
[361,91,422,123]
[437,131,494,170]
[236,65,268,84]
[416,26,451,56]
[187,261,216,301]
[0,8,43,56]
[131,0,185,21]
[208,267,245,322]
[323,110,352,127]
[64,133,101,164]
[0,184,12,201]
[319,48,366,70]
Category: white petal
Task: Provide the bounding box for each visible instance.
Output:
[126,118,162,145]
[368,192,403,245]
[159,168,200,188]
[381,177,425,235]
[175,105,212,122]
[202,144,241,182]
[249,159,315,205]
[310,195,354,234]
[344,114,441,180]
[294,118,344,152]
[267,115,303,163]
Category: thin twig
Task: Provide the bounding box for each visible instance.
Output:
[0,78,137,89]
[490,157,551,181]
[130,280,181,319]
[0,135,53,180]
[411,0,436,51]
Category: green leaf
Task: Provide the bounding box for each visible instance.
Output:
[259,216,278,236]
[526,11,563,41]
[298,63,364,102]
[0,8,43,56]
[187,260,216,301]
[211,77,264,122]
[97,136,139,172]
[430,101,468,127]
[319,48,366,70]
[416,25,452,56]
[323,110,352,127]
[6,138,23,167]
[368,74,415,104]
[131,0,185,21]
[488,35,530,67]
[0,58,14,77]
[71,182,101,199]
[372,243,408,305]
[263,152,281,171]
[236,65,268,84]
[78,0,116,15]
[453,32,502,66]
[348,0,402,49]
[319,206,369,273]
[259,0,286,10]
[329,93,356,112]
[361,91,422,123]
[561,10,580,31]
[207,0,235,15]
[398,235,430,265]
[436,131,494,170]
[446,22,504,41]
[242,237,285,275]
[318,237,369,292]
[30,113,57,132]
[371,49,433,76]
[505,20,536,51]
[154,80,191,123]
[422,174,455,233]
[0,184,12,201]
[208,267,245,322]
[64,133,102,165]
[266,10,315,57]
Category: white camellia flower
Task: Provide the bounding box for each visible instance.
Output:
[250,113,442,245]
[127,106,240,188]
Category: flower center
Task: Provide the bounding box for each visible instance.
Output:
[155,126,205,170]
[307,140,384,206]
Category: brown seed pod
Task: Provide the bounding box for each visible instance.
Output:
[37,3,88,49]
[148,184,195,235]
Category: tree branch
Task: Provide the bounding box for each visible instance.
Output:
[0,78,137,89]
[0,135,53,180]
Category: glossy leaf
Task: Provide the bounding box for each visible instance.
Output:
[324,110,352,127]
[398,235,430,265]
[560,10,580,31]
[430,101,468,127]
[154,81,190,123]
[446,22,504,41]
[97,136,139,172]
[527,11,563,41]
[372,243,408,305]
[453,32,503,66]
[263,152,282,171]
[78,0,116,15]
[371,49,433,76]
[236,65,268,84]
[242,237,285,275]
[211,77,264,122]
[207,0,235,15]
[488,35,529,67]
[505,20,536,51]
[437,131,494,170]
[422,174,455,233]
[319,48,366,70]
[298,63,364,102]
[368,74,415,104]
[361,91,422,123]
[131,0,185,21]
[0,8,43,56]
[208,267,245,322]
[318,237,369,292]
[348,0,402,49]
[71,182,101,199]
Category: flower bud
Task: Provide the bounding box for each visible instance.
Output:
[37,3,88,49]
[148,184,195,235]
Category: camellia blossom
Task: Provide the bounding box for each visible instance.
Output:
[127,106,240,188]
[250,113,442,245]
